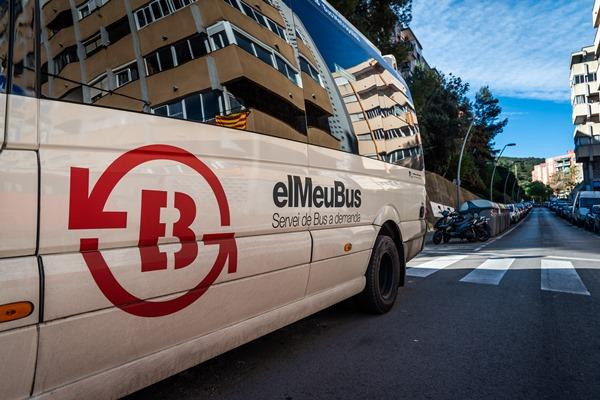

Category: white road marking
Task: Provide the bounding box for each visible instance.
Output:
[460,258,515,286]
[406,255,468,278]
[540,259,590,296]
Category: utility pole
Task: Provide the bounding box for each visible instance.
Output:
[511,163,519,202]
[490,143,516,202]
[456,118,475,210]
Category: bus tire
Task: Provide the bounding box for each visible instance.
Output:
[359,235,400,314]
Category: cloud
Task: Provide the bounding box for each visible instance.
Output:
[411,0,594,102]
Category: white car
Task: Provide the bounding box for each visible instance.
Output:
[572,191,600,226]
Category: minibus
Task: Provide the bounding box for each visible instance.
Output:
[0,0,426,398]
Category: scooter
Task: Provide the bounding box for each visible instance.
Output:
[433,212,490,244]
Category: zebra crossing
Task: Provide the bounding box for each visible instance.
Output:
[407,253,597,296]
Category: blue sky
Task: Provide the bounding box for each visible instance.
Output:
[411,0,595,158]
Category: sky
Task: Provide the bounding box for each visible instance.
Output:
[410,0,595,159]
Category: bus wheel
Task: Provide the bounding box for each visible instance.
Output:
[359,235,400,314]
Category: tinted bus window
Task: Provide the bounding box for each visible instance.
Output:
[0,0,7,94]
[38,0,308,142]
[11,0,36,96]
[289,0,424,169]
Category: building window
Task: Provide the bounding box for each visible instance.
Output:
[350,113,364,122]
[144,32,208,76]
[574,95,586,105]
[152,89,238,123]
[573,75,586,85]
[107,17,131,44]
[207,22,299,86]
[588,73,597,82]
[366,107,382,119]
[134,0,196,30]
[343,94,358,104]
[88,61,139,101]
[89,74,109,101]
[373,129,385,140]
[223,0,288,43]
[47,9,73,38]
[83,33,104,57]
[299,55,322,86]
[78,0,109,20]
[388,147,419,164]
[114,62,139,87]
[54,46,79,73]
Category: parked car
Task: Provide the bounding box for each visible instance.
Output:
[572,191,600,227]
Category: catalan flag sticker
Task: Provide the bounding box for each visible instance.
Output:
[215,111,250,130]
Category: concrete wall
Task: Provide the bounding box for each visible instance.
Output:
[425,171,479,226]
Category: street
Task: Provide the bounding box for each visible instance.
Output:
[128,208,600,400]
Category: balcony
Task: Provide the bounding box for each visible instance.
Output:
[575,142,600,162]
[571,83,589,98]
[573,103,590,124]
[574,127,600,161]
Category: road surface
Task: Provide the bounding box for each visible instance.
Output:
[127,208,600,400]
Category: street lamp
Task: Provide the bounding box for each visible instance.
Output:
[511,163,519,202]
[455,118,475,210]
[490,143,516,202]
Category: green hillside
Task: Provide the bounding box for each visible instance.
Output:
[498,157,544,185]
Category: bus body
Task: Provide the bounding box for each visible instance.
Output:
[0,0,426,398]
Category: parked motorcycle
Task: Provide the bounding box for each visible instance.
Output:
[433,211,490,244]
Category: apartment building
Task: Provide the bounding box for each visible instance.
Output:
[570,1,600,190]
[532,150,582,186]
[333,58,423,169]
[395,27,429,79]
[15,0,422,167]
[39,0,334,144]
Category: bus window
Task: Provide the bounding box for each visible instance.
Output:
[38,0,308,142]
[9,0,35,96]
[289,0,424,170]
[0,1,7,94]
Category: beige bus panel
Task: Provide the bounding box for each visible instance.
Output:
[0,256,39,332]
[42,232,311,320]
[38,99,310,254]
[5,95,38,150]
[307,144,426,240]
[306,251,371,295]
[0,149,38,258]
[33,264,309,394]
[0,325,38,400]
[31,278,364,400]
[310,225,377,262]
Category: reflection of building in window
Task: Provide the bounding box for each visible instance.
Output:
[39,0,308,142]
[278,2,354,152]
[395,27,429,79]
[333,58,423,169]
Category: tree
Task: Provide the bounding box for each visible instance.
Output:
[549,165,581,195]
[470,87,508,170]
[408,66,471,177]
[526,181,553,202]
[328,0,413,65]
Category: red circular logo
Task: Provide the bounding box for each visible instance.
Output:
[69,144,237,317]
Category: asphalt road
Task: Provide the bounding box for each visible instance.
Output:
[127,208,600,400]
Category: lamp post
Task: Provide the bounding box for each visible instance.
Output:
[456,118,475,210]
[490,143,516,202]
[503,167,512,204]
[511,163,519,202]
